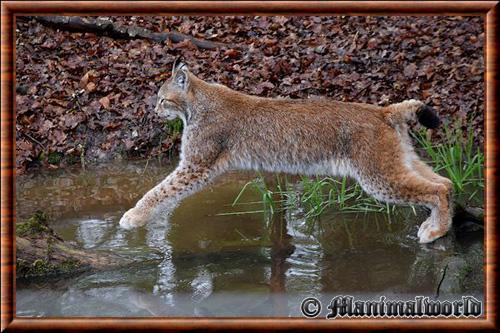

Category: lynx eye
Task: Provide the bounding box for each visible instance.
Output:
[162,99,181,109]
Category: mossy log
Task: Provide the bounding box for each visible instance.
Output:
[16,211,137,280]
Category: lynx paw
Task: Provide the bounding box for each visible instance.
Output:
[119,208,149,230]
[417,218,432,239]
[418,221,447,244]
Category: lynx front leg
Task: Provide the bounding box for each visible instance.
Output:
[119,164,217,229]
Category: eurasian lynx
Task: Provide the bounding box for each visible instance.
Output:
[119,58,453,244]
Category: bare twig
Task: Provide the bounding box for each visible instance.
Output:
[22,132,45,149]
[434,264,448,299]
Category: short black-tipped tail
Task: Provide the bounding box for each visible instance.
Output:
[416,105,440,129]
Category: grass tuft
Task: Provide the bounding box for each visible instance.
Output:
[229,174,406,227]
[413,122,484,201]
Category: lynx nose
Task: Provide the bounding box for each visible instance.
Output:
[154,103,162,115]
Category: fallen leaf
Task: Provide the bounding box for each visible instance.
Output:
[404,63,417,78]
[86,82,96,92]
[99,96,111,109]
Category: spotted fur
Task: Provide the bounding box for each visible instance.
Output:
[119,61,453,244]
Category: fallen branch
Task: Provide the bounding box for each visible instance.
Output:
[19,16,239,50]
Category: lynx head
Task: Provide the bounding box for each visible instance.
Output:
[155,57,193,122]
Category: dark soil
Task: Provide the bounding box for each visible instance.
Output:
[15,16,484,173]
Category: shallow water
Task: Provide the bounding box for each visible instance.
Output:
[16,160,484,317]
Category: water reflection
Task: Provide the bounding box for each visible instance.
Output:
[285,211,323,296]
[147,214,176,307]
[76,218,111,249]
[16,161,485,317]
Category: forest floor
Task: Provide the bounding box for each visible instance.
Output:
[15,16,484,173]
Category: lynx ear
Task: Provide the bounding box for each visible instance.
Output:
[172,56,189,90]
[174,67,189,90]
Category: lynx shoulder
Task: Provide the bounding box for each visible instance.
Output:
[119,59,452,244]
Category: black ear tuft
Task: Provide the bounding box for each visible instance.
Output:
[416,105,441,129]
[171,56,189,89]
[172,56,187,73]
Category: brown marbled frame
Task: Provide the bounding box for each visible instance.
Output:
[1,1,497,331]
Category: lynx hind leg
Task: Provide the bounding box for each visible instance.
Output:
[412,157,453,192]
[357,161,452,243]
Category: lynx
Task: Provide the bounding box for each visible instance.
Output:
[119,58,453,244]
